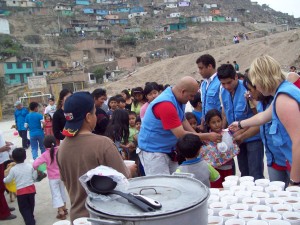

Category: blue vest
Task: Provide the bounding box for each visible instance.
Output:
[257,99,286,167]
[201,75,222,117]
[271,81,300,164]
[138,87,185,153]
[14,107,29,131]
[221,80,261,143]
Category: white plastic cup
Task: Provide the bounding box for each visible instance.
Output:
[225,218,246,225]
[269,181,285,190]
[210,188,220,195]
[240,181,255,187]
[283,197,300,205]
[239,176,254,183]
[208,194,220,205]
[273,203,293,215]
[268,220,292,225]
[247,220,268,225]
[53,221,71,225]
[219,209,237,222]
[265,185,282,197]
[286,186,300,197]
[260,212,282,221]
[223,180,238,190]
[73,217,91,225]
[219,190,234,198]
[238,211,258,221]
[252,191,270,204]
[230,203,249,212]
[235,190,252,203]
[220,195,238,205]
[265,197,284,206]
[241,197,260,210]
[209,201,228,215]
[230,185,246,193]
[208,216,223,225]
[252,205,271,219]
[293,203,300,212]
[225,175,240,183]
[255,178,270,187]
[273,191,292,198]
[208,208,214,216]
[283,211,300,225]
[247,185,264,193]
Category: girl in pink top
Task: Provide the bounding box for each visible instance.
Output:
[140,82,160,120]
[33,135,68,220]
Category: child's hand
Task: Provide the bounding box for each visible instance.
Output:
[209,132,222,143]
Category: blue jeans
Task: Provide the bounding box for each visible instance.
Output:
[237,140,264,180]
[268,166,290,189]
[30,135,45,160]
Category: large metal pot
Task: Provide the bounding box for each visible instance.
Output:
[86,175,209,225]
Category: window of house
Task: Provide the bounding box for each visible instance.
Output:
[16,63,22,69]
[26,63,31,68]
[7,63,13,69]
[27,74,31,77]
[9,74,15,80]
[90,74,95,80]
[51,61,56,66]
[37,61,41,67]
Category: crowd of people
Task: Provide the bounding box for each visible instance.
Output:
[0,53,300,225]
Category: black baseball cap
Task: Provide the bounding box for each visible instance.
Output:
[62,92,94,137]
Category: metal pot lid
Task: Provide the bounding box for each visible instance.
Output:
[86,175,209,217]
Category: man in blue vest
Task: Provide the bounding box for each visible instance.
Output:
[138,76,222,175]
[14,101,30,149]
[196,54,222,120]
[218,64,264,180]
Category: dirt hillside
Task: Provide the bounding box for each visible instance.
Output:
[100,29,300,94]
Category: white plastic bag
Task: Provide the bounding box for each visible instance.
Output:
[217,129,234,152]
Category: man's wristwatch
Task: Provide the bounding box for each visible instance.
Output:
[238,120,243,129]
[289,179,300,186]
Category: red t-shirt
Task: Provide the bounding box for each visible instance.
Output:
[153,102,181,130]
[294,78,300,89]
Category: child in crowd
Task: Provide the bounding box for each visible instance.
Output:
[140,82,160,120]
[131,87,145,116]
[135,116,141,132]
[117,97,126,110]
[126,111,138,161]
[189,92,202,125]
[105,109,129,159]
[4,148,37,225]
[175,134,220,187]
[44,114,53,136]
[107,96,118,119]
[203,109,235,188]
[25,102,45,160]
[33,135,68,220]
[44,97,56,118]
[185,112,201,132]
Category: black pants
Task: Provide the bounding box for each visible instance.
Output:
[17,193,35,225]
[18,130,30,149]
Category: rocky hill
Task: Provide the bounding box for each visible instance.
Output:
[98,29,300,94]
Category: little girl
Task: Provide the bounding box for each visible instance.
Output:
[185,112,200,132]
[33,135,68,220]
[44,114,53,136]
[131,87,146,116]
[202,109,237,188]
[105,109,129,159]
[140,82,160,120]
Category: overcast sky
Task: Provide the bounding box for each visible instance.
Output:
[256,0,300,18]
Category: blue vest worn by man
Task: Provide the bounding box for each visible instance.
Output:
[201,75,221,117]
[271,81,300,165]
[221,80,260,143]
[14,107,29,131]
[257,99,286,167]
[138,87,185,154]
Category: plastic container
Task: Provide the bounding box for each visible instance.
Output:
[53,220,71,225]
[241,197,260,210]
[210,188,220,195]
[225,218,246,225]
[239,176,254,183]
[222,180,238,190]
[37,163,47,172]
[225,175,239,183]
[210,202,228,215]
[208,216,223,225]
[268,220,291,225]
[73,217,91,225]
[252,191,270,204]
[238,211,258,222]
[247,185,264,193]
[218,209,237,222]
[247,220,268,225]
[269,181,285,190]
[252,205,271,219]
[230,203,249,213]
[265,185,282,197]
[272,204,293,215]
[283,211,300,225]
[265,197,284,206]
[260,212,282,221]
[208,195,220,204]
[286,186,300,197]
[235,191,252,203]
[255,178,270,187]
[220,195,238,205]
[273,191,291,198]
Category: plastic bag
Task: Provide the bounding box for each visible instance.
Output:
[79,165,129,201]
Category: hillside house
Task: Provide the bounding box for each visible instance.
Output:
[0,18,10,34]
[71,38,114,64]
[96,0,122,4]
[83,8,94,14]
[2,61,34,86]
[169,12,181,18]
[96,9,109,16]
[164,22,187,32]
[251,1,258,6]
[35,60,61,76]
[178,2,190,7]
[124,27,140,33]
[70,19,88,28]
[165,3,177,8]
[213,15,225,22]
[28,7,51,16]
[5,0,36,7]
[211,9,220,15]
[76,0,90,5]
[54,3,72,11]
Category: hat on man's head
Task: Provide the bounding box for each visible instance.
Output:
[14,101,22,107]
[62,92,94,137]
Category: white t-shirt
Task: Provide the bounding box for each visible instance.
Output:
[0,131,9,164]
[44,104,56,118]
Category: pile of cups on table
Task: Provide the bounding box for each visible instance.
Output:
[208,175,300,225]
